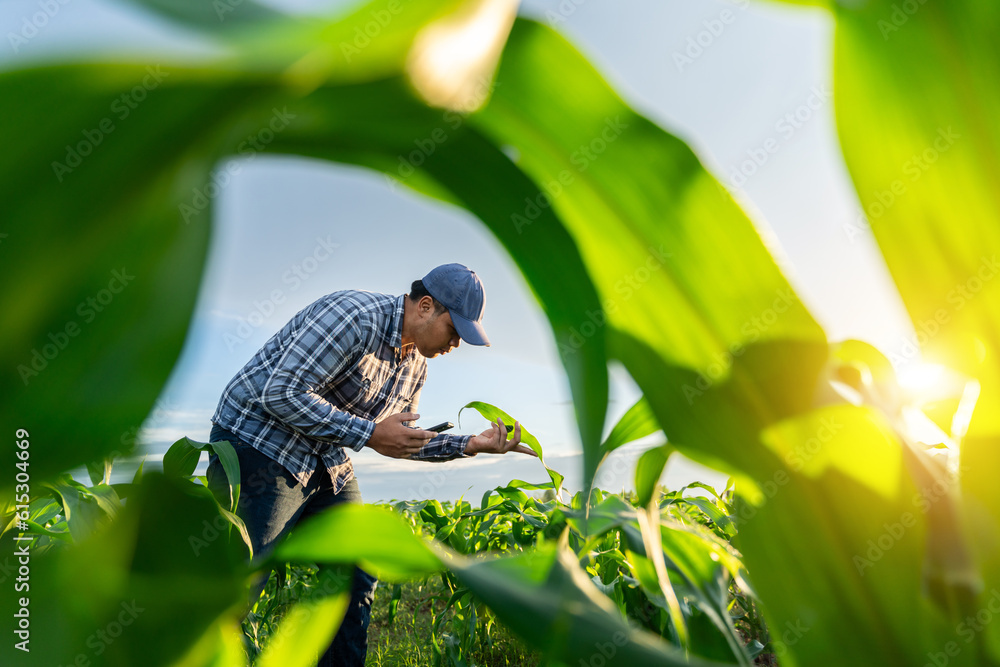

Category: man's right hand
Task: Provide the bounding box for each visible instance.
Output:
[366,412,436,459]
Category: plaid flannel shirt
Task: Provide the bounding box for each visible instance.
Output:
[211,290,473,492]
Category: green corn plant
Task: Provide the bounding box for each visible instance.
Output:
[353,401,764,665]
[1,474,117,551]
[272,497,739,667]
[161,436,253,557]
[4,0,998,665]
[764,0,1000,661]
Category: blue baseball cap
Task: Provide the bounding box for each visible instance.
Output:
[422,263,490,347]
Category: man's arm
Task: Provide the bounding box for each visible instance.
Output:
[403,389,537,461]
[258,299,376,451]
[408,417,537,460]
[259,297,436,458]
[403,386,475,461]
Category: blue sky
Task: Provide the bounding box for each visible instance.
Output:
[4,0,917,501]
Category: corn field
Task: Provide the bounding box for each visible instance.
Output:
[3,0,1000,666]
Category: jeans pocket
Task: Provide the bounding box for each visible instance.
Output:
[209,422,240,445]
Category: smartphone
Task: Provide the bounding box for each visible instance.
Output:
[424,421,455,433]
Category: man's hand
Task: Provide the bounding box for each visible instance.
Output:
[366,412,437,459]
[466,419,538,457]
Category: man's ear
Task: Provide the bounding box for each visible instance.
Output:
[419,295,436,316]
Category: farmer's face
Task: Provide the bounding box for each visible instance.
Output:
[414,304,461,358]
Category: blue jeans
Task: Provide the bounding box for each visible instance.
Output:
[205,423,377,667]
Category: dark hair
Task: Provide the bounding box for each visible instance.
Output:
[409,280,446,313]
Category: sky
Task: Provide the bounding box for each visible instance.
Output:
[3,0,918,501]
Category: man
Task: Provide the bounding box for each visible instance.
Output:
[205,263,536,666]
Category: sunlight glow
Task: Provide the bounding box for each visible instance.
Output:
[894,363,980,474]
[406,0,518,112]
[900,406,949,449]
[951,380,981,441]
[896,363,948,397]
[896,363,972,411]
